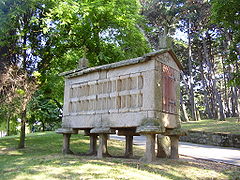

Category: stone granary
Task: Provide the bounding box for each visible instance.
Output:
[56,49,186,162]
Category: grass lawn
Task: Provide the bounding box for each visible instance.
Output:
[181,117,240,134]
[1,132,240,180]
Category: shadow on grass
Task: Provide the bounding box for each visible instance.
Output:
[1,132,240,179]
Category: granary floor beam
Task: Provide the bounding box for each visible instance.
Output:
[89,134,97,155]
[144,134,156,162]
[124,135,133,158]
[62,134,73,154]
[169,135,179,159]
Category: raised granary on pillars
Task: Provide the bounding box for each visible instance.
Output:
[56,49,186,162]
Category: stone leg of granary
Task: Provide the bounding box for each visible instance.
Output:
[144,134,156,162]
[156,134,170,158]
[97,134,110,158]
[89,134,97,155]
[124,135,133,158]
[169,135,179,159]
[62,133,73,154]
[103,134,111,157]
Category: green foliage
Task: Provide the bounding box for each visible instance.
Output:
[1,0,150,136]
[0,0,54,69]
[43,0,150,66]
[211,0,240,30]
[0,101,20,135]
[28,91,62,131]
[38,0,151,104]
[211,0,240,86]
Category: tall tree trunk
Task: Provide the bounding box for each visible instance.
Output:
[42,121,45,132]
[231,87,239,117]
[198,46,213,119]
[203,35,221,119]
[6,115,10,136]
[216,92,225,121]
[196,108,201,121]
[18,109,26,149]
[222,57,231,117]
[224,31,239,118]
[187,19,197,121]
[180,91,189,122]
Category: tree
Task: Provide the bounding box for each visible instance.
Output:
[140,0,185,49]
[0,66,37,147]
[1,0,151,140]
[140,0,238,121]
[0,0,51,147]
[28,91,62,132]
[37,0,151,108]
[211,0,240,86]
[41,0,150,66]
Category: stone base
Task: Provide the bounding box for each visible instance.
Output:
[97,134,111,158]
[89,134,98,155]
[169,136,179,159]
[140,134,156,162]
[124,135,133,157]
[157,135,170,158]
[62,134,73,154]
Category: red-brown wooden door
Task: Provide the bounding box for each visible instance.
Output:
[162,64,177,114]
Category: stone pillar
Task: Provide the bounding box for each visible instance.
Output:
[124,135,133,157]
[62,134,73,154]
[97,134,109,158]
[89,134,97,155]
[157,134,170,158]
[170,135,179,159]
[144,134,156,162]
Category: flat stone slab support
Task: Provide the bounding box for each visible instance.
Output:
[124,135,133,157]
[143,134,156,162]
[89,134,98,155]
[169,135,179,159]
[62,134,73,154]
[97,134,110,158]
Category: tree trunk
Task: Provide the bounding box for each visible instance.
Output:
[187,19,196,121]
[222,57,231,117]
[217,93,225,121]
[231,87,239,117]
[6,115,10,136]
[202,37,214,116]
[198,46,213,119]
[18,109,26,149]
[196,108,201,121]
[180,91,189,122]
[202,34,223,119]
[42,121,45,132]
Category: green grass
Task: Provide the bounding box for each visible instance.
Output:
[1,132,240,179]
[182,117,240,134]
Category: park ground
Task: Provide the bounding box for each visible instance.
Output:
[1,132,240,179]
[181,117,240,134]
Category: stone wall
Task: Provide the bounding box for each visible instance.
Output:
[180,130,240,148]
[68,73,144,114]
[61,50,182,129]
